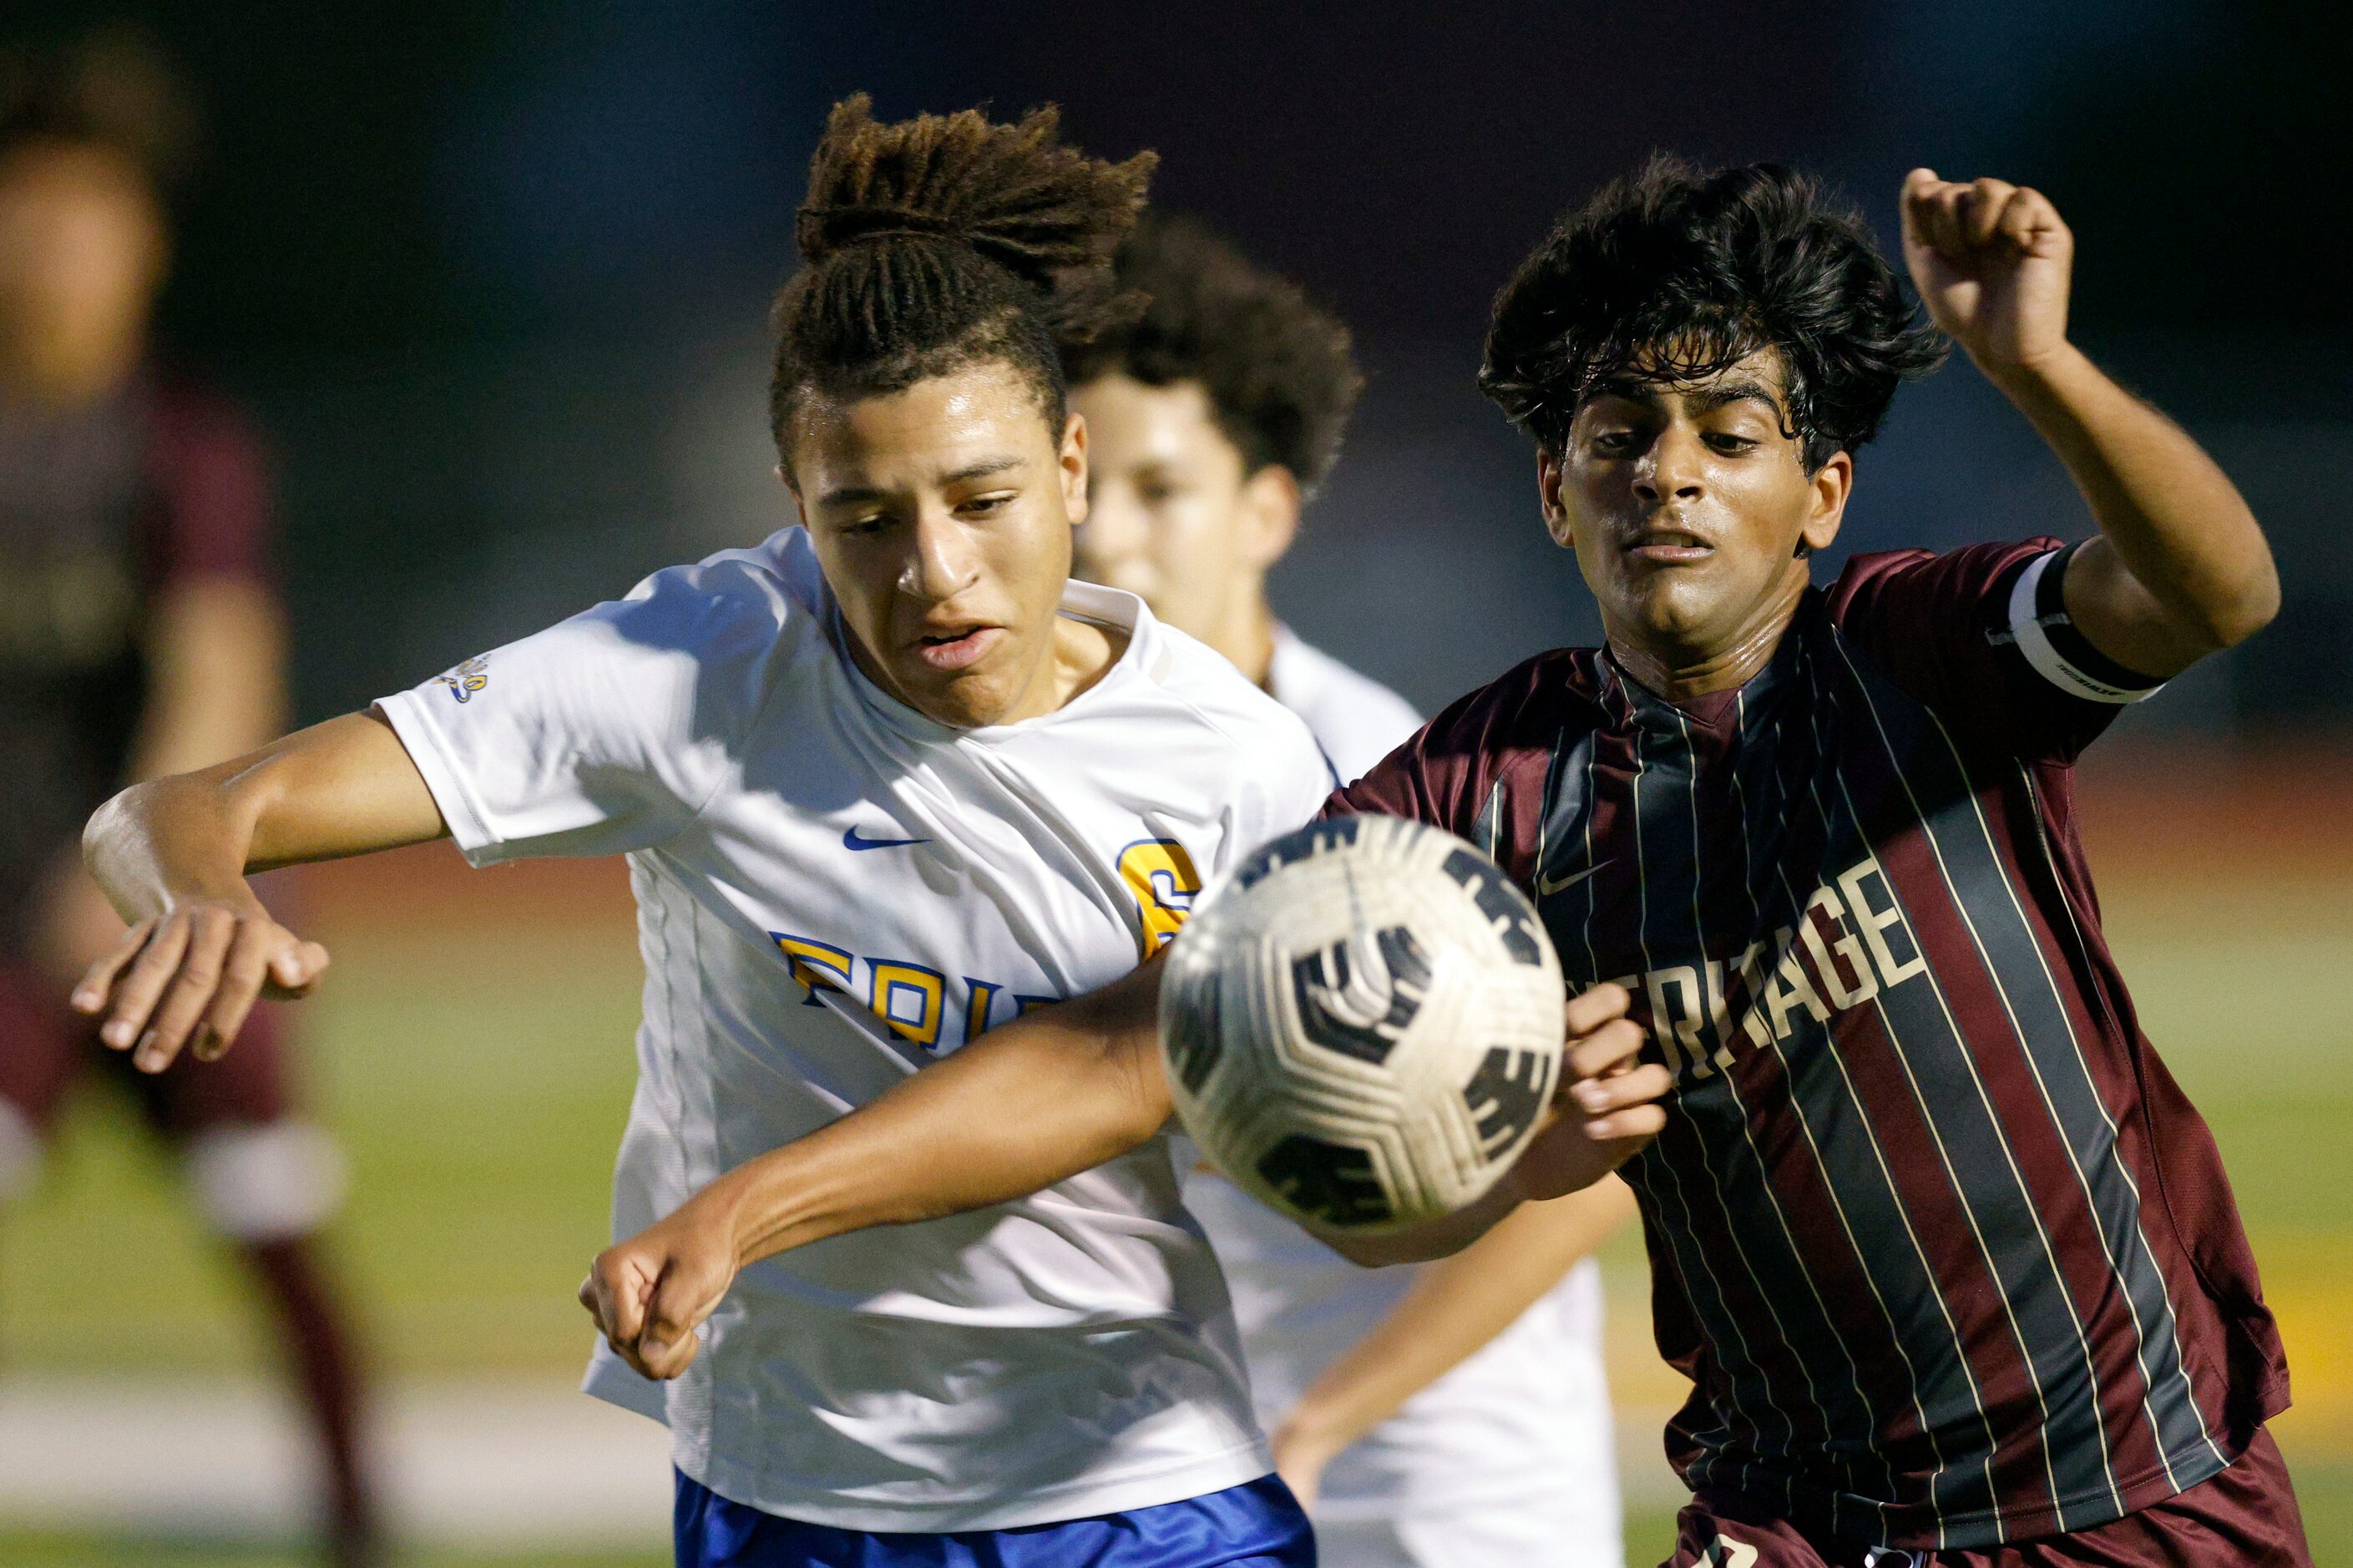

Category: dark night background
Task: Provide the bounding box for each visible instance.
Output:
[8,0,2347,733]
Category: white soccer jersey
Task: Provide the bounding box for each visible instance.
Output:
[1187,629,1623,1560]
[377,526,1331,1533]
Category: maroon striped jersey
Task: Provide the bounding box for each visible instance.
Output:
[1322,539,2290,1550]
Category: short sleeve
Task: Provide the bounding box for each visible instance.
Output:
[1316,651,1566,884]
[1222,719,1333,867]
[1320,711,1476,833]
[143,387,274,586]
[1828,539,2164,763]
[377,554,795,866]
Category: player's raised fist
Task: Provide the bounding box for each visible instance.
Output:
[1900,169,2073,372]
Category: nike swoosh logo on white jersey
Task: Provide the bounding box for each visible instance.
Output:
[843,825,931,852]
[1536,860,1610,897]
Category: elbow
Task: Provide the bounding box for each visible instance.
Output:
[2178,573,2280,655]
[2203,527,2283,650]
[2161,551,2280,658]
[2212,568,2281,650]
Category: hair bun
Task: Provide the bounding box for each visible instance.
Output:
[792,94,1152,322]
[794,201,968,260]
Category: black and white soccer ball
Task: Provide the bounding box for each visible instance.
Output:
[1160,815,1566,1232]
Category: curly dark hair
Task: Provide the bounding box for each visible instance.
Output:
[1480,154,1945,472]
[1060,214,1363,493]
[769,94,1155,461]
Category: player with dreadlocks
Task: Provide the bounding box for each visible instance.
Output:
[65,95,1475,1565]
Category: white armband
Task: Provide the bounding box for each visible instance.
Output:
[2004,547,2166,705]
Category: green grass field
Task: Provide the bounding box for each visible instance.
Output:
[3,844,2346,1564]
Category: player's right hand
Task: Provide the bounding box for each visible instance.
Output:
[68,897,331,1074]
[1509,983,1669,1201]
[581,1206,741,1381]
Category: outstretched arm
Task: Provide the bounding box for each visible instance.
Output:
[73,710,448,1071]
[1270,1174,1637,1509]
[581,980,1665,1380]
[1901,170,2278,676]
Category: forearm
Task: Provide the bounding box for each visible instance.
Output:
[1313,1173,1524,1267]
[1989,345,2276,655]
[85,711,448,920]
[1281,1176,1636,1459]
[693,962,1173,1266]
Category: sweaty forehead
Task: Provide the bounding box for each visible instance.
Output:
[791,367,1052,496]
[1584,346,1794,417]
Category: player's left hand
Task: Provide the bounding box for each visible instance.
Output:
[1900,169,2072,372]
[1508,983,1670,1201]
[579,1201,741,1381]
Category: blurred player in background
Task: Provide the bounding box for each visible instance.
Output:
[0,33,376,1566]
[1065,214,1632,1566]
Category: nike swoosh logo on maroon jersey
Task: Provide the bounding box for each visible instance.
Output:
[1536,860,1611,897]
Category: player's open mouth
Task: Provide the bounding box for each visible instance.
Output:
[911,625,1004,672]
[1626,527,1713,564]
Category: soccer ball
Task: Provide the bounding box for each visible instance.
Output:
[1161,815,1566,1232]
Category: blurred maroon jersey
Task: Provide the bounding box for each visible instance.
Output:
[0,372,271,943]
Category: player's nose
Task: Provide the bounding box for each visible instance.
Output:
[898,504,982,603]
[1632,424,1708,504]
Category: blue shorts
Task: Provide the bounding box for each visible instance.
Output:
[673,1469,1315,1567]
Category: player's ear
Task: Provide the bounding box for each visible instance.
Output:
[1537,448,1576,549]
[1798,448,1852,558]
[1237,464,1302,570]
[1060,412,1090,527]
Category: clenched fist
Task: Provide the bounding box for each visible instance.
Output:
[579,1197,742,1381]
[1900,169,2073,373]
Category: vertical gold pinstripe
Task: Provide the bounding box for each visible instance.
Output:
[1657,705,1870,1531]
[1823,637,2123,1523]
[1904,697,2225,1480]
[1620,703,1808,1510]
[1750,685,2001,1544]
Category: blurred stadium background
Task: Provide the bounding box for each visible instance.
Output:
[3,3,2345,1563]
